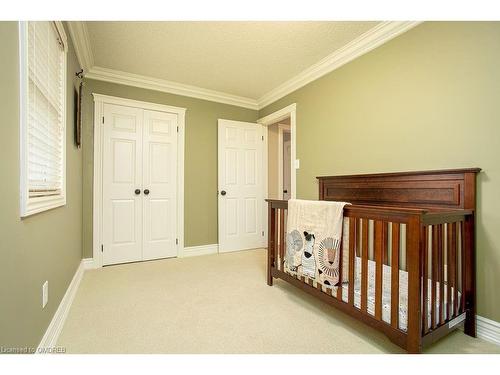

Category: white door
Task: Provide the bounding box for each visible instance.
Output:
[283,134,291,200]
[102,104,178,265]
[218,119,264,253]
[142,110,178,260]
[102,104,144,265]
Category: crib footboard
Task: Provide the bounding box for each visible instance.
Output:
[266,199,475,353]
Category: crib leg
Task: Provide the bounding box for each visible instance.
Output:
[267,205,276,286]
[407,328,423,353]
[407,345,422,354]
[463,215,476,338]
[267,247,273,286]
[267,270,273,286]
[464,311,477,337]
[407,334,422,354]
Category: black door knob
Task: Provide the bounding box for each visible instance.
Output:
[220,190,226,196]
[144,189,150,195]
[283,189,288,194]
[134,189,141,195]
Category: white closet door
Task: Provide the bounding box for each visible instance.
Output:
[142,110,178,260]
[102,103,144,265]
[218,119,264,253]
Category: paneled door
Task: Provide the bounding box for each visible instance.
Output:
[102,103,178,265]
[142,110,178,260]
[102,104,144,265]
[218,119,264,253]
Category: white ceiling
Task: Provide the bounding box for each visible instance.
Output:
[85,21,379,100]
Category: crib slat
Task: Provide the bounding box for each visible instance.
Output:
[336,234,343,300]
[382,223,389,265]
[431,225,438,330]
[450,222,458,318]
[279,208,285,271]
[361,219,369,313]
[374,221,383,320]
[460,221,466,314]
[348,218,356,306]
[438,224,445,325]
[356,218,361,258]
[422,225,429,334]
[267,206,276,286]
[276,209,280,275]
[446,223,452,320]
[391,223,400,329]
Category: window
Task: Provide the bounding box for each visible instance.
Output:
[19,21,67,217]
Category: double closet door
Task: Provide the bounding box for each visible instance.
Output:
[102,103,178,266]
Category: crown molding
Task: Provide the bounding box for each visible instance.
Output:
[68,21,420,111]
[66,21,94,72]
[85,66,259,110]
[257,21,422,109]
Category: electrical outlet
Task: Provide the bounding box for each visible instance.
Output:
[42,281,48,309]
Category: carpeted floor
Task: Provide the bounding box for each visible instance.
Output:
[57,249,500,354]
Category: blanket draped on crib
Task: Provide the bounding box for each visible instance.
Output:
[285,199,349,287]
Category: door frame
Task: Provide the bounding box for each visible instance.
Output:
[278,124,291,200]
[258,103,297,201]
[92,93,186,268]
[258,103,297,246]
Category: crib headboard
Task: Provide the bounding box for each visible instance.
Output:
[317,168,481,211]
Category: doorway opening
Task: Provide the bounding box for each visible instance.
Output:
[267,118,291,200]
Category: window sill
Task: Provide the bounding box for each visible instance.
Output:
[20,195,66,218]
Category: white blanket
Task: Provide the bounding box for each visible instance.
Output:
[285,199,349,286]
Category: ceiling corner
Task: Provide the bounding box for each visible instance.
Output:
[256,21,422,109]
[67,21,94,72]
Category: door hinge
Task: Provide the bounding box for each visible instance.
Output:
[262,135,264,141]
[101,244,103,252]
[262,231,265,236]
[176,238,178,245]
[102,116,104,124]
[177,126,179,133]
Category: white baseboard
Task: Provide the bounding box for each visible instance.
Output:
[82,257,96,270]
[182,244,218,257]
[477,315,500,346]
[36,260,85,353]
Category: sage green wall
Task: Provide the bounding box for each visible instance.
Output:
[0,22,82,348]
[81,79,258,258]
[259,22,500,322]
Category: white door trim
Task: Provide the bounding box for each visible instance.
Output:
[277,124,291,200]
[258,103,297,247]
[92,93,186,267]
[258,103,297,200]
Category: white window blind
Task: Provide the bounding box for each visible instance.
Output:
[20,21,67,216]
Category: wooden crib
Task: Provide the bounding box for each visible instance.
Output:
[266,168,480,353]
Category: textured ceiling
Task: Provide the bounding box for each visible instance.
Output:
[86,21,379,99]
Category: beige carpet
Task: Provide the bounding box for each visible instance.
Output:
[57,249,500,354]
